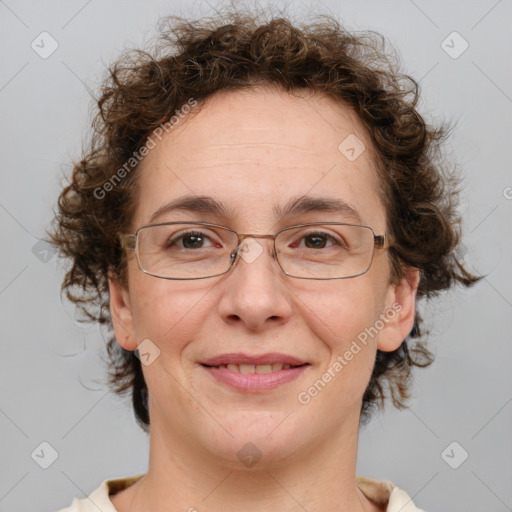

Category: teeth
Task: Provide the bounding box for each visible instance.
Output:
[255,364,273,374]
[215,363,296,373]
[239,364,255,374]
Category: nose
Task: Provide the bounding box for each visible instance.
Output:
[216,237,293,331]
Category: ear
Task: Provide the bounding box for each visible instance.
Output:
[377,268,420,352]
[108,274,138,351]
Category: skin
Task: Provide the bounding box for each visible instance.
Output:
[108,87,419,512]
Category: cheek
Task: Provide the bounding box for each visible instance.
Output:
[300,275,385,342]
[297,277,386,385]
[128,274,212,350]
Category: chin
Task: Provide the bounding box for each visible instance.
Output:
[198,411,311,469]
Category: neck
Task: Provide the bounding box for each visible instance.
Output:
[112,408,380,512]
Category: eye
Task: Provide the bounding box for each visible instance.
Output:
[301,232,335,249]
[166,230,220,250]
[292,230,347,250]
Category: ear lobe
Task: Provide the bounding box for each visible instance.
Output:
[377,268,420,352]
[108,274,138,351]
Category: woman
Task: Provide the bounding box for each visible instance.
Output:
[52,11,477,512]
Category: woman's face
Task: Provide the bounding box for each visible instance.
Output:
[110,87,417,467]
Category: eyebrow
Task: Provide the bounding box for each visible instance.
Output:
[149,195,232,223]
[275,195,362,223]
[149,194,362,224]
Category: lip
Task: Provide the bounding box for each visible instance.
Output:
[201,352,307,366]
[200,353,310,393]
[201,364,309,392]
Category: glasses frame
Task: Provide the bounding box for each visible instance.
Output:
[120,221,392,281]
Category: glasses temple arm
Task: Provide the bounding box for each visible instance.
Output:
[120,234,136,250]
[375,234,393,249]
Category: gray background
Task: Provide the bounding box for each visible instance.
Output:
[1,1,511,511]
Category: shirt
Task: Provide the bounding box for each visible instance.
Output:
[56,474,425,511]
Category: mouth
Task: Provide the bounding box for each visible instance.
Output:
[201,362,306,373]
[199,353,310,392]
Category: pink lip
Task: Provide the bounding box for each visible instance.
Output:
[201,364,309,392]
[200,353,310,393]
[201,352,307,366]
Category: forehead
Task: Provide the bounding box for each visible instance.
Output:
[134,87,386,230]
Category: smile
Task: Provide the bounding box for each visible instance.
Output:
[199,353,310,392]
[205,363,300,373]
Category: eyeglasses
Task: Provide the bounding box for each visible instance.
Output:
[120,221,391,280]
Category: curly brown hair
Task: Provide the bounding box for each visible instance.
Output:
[50,11,478,432]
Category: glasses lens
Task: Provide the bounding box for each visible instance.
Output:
[136,223,237,279]
[275,224,375,279]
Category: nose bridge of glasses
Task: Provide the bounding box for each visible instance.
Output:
[237,232,276,247]
[233,233,278,262]
[237,233,275,242]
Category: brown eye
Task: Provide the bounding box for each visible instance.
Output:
[303,233,330,249]
[180,233,206,249]
[166,230,216,250]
